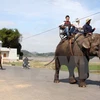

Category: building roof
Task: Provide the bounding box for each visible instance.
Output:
[0,47,10,51]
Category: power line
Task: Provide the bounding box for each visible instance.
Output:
[23,27,58,40]
[79,11,100,20]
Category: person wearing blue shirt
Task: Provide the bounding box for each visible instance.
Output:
[83,18,95,36]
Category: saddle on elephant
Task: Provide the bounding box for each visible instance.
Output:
[60,33,82,44]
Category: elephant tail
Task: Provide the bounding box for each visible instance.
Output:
[44,57,56,66]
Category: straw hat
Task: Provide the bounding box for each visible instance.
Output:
[75,18,80,22]
[86,18,91,23]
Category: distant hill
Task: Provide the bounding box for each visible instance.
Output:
[22,50,54,57]
[35,52,54,57]
[22,50,34,57]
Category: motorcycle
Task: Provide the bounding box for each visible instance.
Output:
[23,62,30,69]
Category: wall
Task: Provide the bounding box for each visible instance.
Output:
[9,48,19,61]
[0,48,18,63]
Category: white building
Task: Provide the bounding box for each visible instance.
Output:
[0,41,18,63]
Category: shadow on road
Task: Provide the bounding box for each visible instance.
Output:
[60,78,100,86]
[59,78,69,83]
[86,79,100,86]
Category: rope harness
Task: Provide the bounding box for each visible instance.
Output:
[68,34,91,57]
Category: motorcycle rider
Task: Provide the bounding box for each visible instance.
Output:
[23,57,30,69]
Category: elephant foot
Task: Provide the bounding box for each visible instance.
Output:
[69,77,77,84]
[79,79,86,87]
[54,79,60,83]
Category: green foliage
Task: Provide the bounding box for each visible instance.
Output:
[0,28,22,55]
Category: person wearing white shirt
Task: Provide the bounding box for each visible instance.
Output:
[72,18,83,33]
[59,15,72,37]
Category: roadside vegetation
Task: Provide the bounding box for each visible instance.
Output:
[3,60,100,73]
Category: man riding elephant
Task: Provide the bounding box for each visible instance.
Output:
[72,18,83,34]
[54,33,100,87]
[83,18,96,36]
[59,15,72,38]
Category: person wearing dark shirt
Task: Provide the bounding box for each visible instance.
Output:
[23,57,29,68]
[83,18,95,36]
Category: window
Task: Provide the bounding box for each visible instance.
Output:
[3,53,6,57]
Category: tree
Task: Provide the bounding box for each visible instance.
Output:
[0,28,22,55]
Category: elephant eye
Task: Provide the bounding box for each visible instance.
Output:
[95,47,99,51]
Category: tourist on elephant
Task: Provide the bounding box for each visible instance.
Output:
[72,18,83,34]
[83,18,95,36]
[59,15,72,37]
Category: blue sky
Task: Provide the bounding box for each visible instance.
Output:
[0,0,100,52]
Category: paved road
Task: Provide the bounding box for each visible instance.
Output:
[0,66,100,100]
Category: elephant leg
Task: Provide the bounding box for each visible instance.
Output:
[67,56,77,84]
[77,56,89,87]
[54,57,60,83]
[77,67,86,87]
[68,68,77,84]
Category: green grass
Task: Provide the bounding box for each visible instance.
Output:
[89,65,100,70]
[61,65,68,71]
[61,64,100,71]
[11,61,23,66]
[3,61,23,66]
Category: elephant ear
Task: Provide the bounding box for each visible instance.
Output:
[82,41,90,49]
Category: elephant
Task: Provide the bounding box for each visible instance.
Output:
[54,33,100,87]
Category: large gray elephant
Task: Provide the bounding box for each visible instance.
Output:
[54,33,100,87]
